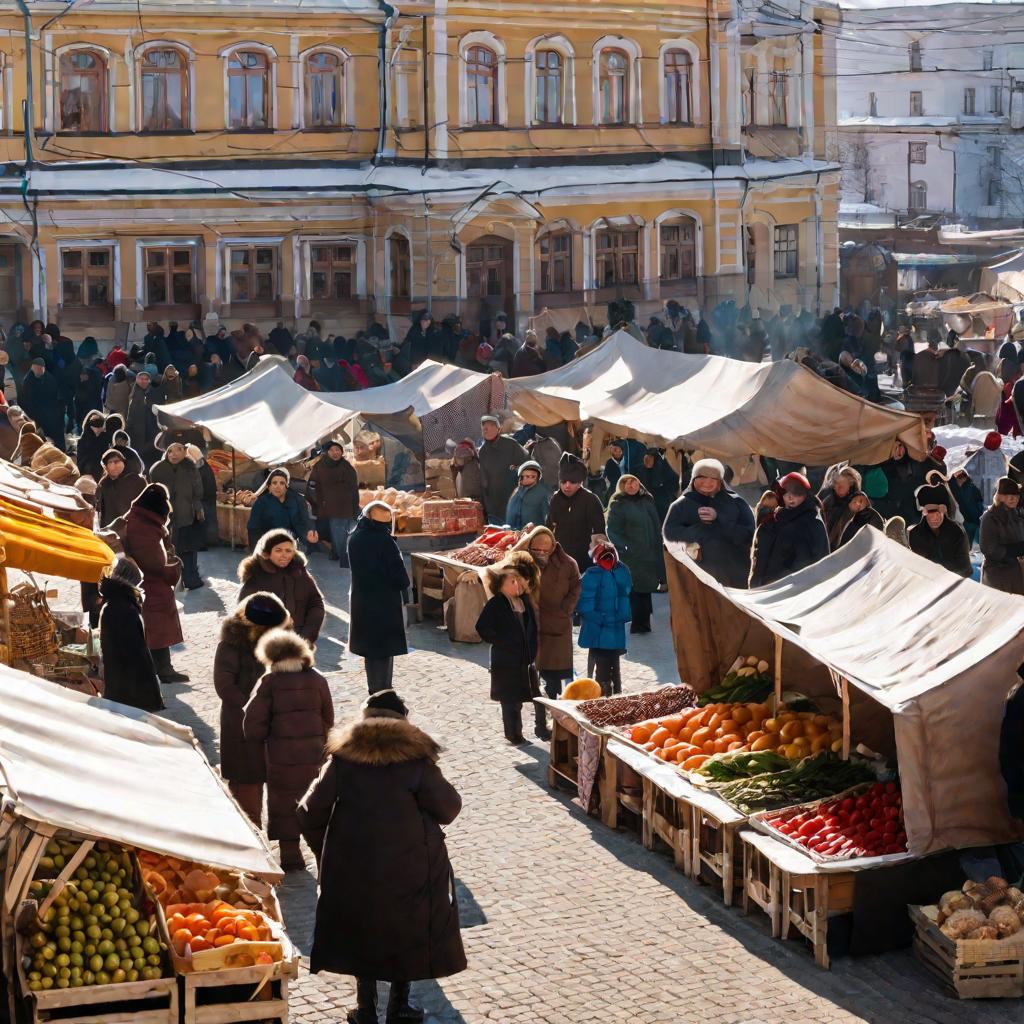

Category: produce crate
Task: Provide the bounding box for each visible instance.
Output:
[547,715,579,790]
[180,961,295,1024]
[19,972,178,1024]
[740,830,781,937]
[781,866,855,969]
[692,801,746,906]
[644,779,692,875]
[909,904,1024,999]
[597,747,643,834]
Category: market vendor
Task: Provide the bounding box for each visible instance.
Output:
[908,480,972,578]
[663,458,755,588]
[477,414,528,524]
[749,472,829,587]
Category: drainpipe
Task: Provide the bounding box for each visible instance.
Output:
[14,0,35,168]
[374,0,398,165]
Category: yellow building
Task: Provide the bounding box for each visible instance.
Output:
[0,0,840,339]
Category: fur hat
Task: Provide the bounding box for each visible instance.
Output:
[75,475,97,497]
[558,452,588,484]
[835,466,862,491]
[107,555,142,591]
[884,516,909,547]
[486,550,540,597]
[241,591,289,628]
[186,444,203,465]
[692,458,725,482]
[454,439,477,461]
[254,529,299,557]
[362,689,409,720]
[325,439,344,453]
[779,471,812,495]
[517,459,543,481]
[255,628,314,671]
[997,476,1021,497]
[133,482,171,520]
[915,482,951,512]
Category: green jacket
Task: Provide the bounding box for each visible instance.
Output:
[606,488,663,593]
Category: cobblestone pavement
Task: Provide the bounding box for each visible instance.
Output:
[49,549,1015,1024]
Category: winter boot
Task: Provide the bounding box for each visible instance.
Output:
[386,981,424,1022]
[533,701,551,741]
[346,978,378,1024]
[151,648,189,684]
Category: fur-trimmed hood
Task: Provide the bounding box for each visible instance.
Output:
[485,549,541,597]
[219,607,292,651]
[255,628,314,672]
[326,717,441,766]
[237,549,309,584]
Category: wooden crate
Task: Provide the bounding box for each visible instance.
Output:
[644,780,692,875]
[547,716,579,790]
[21,976,178,1024]
[180,962,296,1024]
[692,805,745,906]
[740,831,781,937]
[597,745,642,834]
[910,905,1024,999]
[781,867,855,969]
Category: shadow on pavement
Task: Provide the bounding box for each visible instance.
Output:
[455,877,487,928]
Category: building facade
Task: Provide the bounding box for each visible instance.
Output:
[0,0,839,340]
[837,1,1024,229]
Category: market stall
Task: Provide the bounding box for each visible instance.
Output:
[0,668,295,1024]
[504,330,928,468]
[939,292,1015,355]
[0,460,95,530]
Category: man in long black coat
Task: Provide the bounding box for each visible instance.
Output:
[347,503,410,693]
[21,358,66,450]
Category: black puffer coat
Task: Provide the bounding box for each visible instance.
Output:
[475,593,538,703]
[98,577,164,713]
[663,485,755,588]
[749,499,830,587]
[347,516,410,659]
[297,716,466,982]
[980,503,1024,594]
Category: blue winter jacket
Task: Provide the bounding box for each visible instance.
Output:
[505,482,552,530]
[576,563,632,651]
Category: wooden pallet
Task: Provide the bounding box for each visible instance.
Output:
[180,961,295,1024]
[596,746,642,833]
[23,975,178,1024]
[909,905,1024,999]
[692,805,745,906]
[644,779,692,875]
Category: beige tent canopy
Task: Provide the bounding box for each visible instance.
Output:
[505,331,927,465]
[665,526,1024,856]
[980,250,1024,304]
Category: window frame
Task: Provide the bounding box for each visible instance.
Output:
[58,49,108,134]
[990,84,1003,115]
[142,244,197,311]
[537,230,572,294]
[594,227,640,288]
[909,90,923,116]
[659,219,697,282]
[465,44,498,127]
[868,91,877,117]
[909,181,928,212]
[0,244,19,318]
[60,245,114,312]
[304,50,345,128]
[909,141,927,165]
[227,49,271,130]
[983,48,994,71]
[227,243,280,308]
[909,41,923,72]
[466,240,511,300]
[309,243,355,303]
[773,224,798,279]
[768,58,788,127]
[389,234,411,300]
[534,49,563,126]
[138,45,190,132]
[662,48,692,126]
[598,47,631,126]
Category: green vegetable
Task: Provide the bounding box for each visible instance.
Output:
[696,750,790,781]
[697,673,773,707]
[716,754,874,814]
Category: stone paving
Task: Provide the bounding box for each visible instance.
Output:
[49,548,1017,1023]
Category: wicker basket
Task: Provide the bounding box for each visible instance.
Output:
[8,582,59,662]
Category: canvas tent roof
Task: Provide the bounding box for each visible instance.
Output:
[0,460,95,528]
[665,527,1024,855]
[505,331,927,465]
[980,249,1024,303]
[0,669,281,878]
[157,357,498,464]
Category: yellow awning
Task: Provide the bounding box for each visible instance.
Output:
[0,498,113,583]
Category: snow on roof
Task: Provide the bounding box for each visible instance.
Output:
[837,0,1018,8]
[27,0,381,11]
[840,115,958,128]
[19,158,839,199]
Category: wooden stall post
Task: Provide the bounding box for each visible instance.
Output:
[773,633,783,706]
[230,447,238,551]
[0,565,9,666]
[840,677,851,760]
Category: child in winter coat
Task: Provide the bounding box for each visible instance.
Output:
[576,541,632,696]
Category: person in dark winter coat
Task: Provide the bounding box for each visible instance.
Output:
[478,415,529,524]
[908,482,973,578]
[576,541,632,696]
[214,592,291,829]
[96,449,146,528]
[186,445,218,548]
[505,460,552,530]
[21,359,65,450]
[603,441,623,496]
[663,458,755,588]
[606,475,662,632]
[874,441,931,523]
[634,448,679,523]
[819,466,862,550]
[149,442,205,589]
[103,365,132,419]
[348,502,410,693]
[397,311,436,375]
[297,689,465,1024]
[510,332,548,377]
[980,477,1024,594]
[98,557,164,713]
[520,526,580,716]
[238,530,326,643]
[951,467,985,546]
[306,441,359,565]
[123,483,188,683]
[246,467,318,550]
[749,472,830,587]
[243,628,334,870]
[836,492,884,547]
[125,371,161,467]
[475,552,541,744]
[74,410,110,480]
[108,428,145,477]
[546,452,607,571]
[450,439,485,504]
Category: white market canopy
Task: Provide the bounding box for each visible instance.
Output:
[505,331,927,465]
[980,249,1024,304]
[665,527,1024,856]
[157,356,500,464]
[0,669,281,879]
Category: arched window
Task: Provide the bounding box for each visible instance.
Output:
[466,46,497,126]
[390,235,410,298]
[599,49,629,125]
[140,47,188,131]
[228,50,269,129]
[305,51,344,127]
[538,231,572,292]
[59,50,107,133]
[535,50,562,125]
[663,49,691,125]
[595,226,639,286]
[909,181,928,212]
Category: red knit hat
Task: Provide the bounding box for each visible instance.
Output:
[930,445,947,461]
[778,471,812,494]
[985,431,1003,451]
[591,541,618,570]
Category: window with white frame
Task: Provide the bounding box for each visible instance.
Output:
[61,247,113,309]
[466,46,498,126]
[229,244,278,303]
[909,181,928,211]
[144,246,195,308]
[660,220,696,281]
[909,141,926,164]
[228,50,270,129]
[990,85,1003,114]
[140,47,189,131]
[598,49,630,125]
[305,51,344,127]
[310,245,354,301]
[768,58,788,126]
[389,235,410,299]
[964,87,975,115]
[538,232,571,292]
[534,50,563,125]
[595,227,639,286]
[773,225,798,278]
[394,49,418,128]
[909,91,923,116]
[663,49,692,125]
[59,50,108,133]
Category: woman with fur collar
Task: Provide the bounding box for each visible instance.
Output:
[243,627,334,871]
[298,689,465,1024]
[238,529,325,643]
[214,592,291,830]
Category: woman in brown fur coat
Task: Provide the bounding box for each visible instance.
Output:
[297,689,465,1024]
[243,628,335,870]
